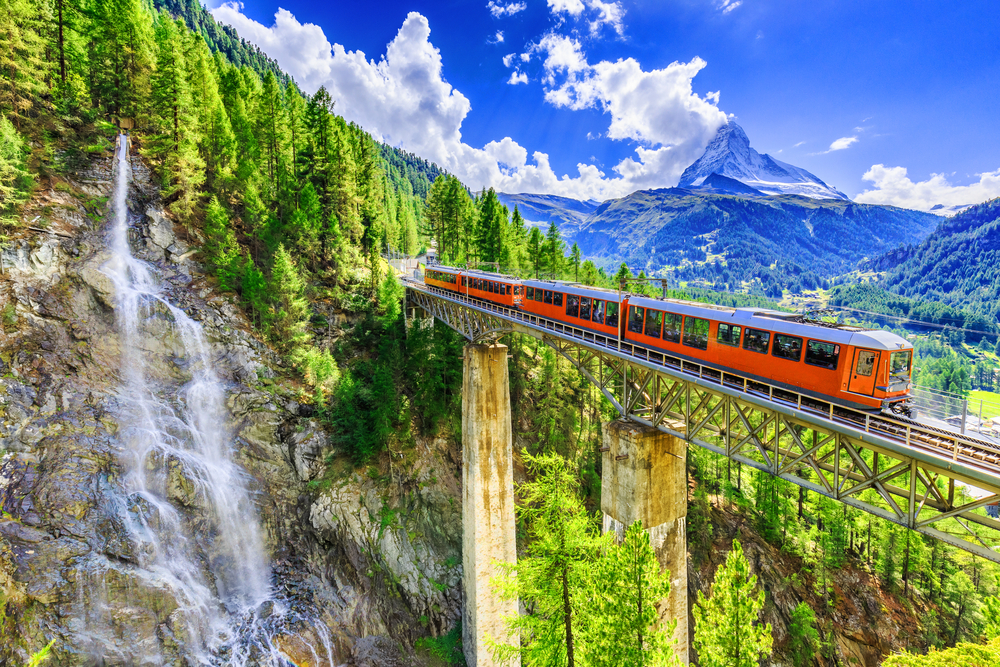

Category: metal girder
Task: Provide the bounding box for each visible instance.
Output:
[405,281,1000,563]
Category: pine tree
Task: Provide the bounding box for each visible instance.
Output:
[692,539,773,667]
[0,116,32,222]
[614,262,632,289]
[787,601,819,667]
[528,226,544,278]
[476,187,507,265]
[583,520,677,667]
[89,0,154,117]
[544,221,563,278]
[267,244,311,352]
[570,242,581,282]
[489,453,601,667]
[0,0,48,130]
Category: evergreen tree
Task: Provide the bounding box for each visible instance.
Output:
[490,453,601,667]
[544,221,563,277]
[89,0,155,117]
[0,116,32,223]
[692,539,773,667]
[0,0,47,130]
[787,602,819,667]
[615,262,632,289]
[583,520,677,667]
[476,187,507,265]
[267,244,311,351]
[202,195,242,291]
[570,242,581,282]
[528,226,544,278]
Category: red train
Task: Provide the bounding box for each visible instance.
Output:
[423,266,913,413]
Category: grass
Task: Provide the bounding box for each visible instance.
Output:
[967,390,1000,420]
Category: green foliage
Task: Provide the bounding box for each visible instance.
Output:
[693,539,773,667]
[26,639,56,667]
[0,116,32,224]
[405,321,464,435]
[583,520,677,667]
[489,452,603,666]
[415,622,466,665]
[882,637,1000,667]
[267,244,311,352]
[787,602,819,667]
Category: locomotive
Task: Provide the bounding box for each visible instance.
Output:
[423,266,913,414]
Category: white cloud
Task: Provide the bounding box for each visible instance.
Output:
[209,6,725,200]
[855,165,1000,212]
[536,33,727,179]
[792,140,806,148]
[548,0,587,16]
[488,1,527,18]
[502,53,515,67]
[827,136,858,152]
[721,0,742,14]
[548,0,624,35]
[508,70,528,85]
[491,30,505,43]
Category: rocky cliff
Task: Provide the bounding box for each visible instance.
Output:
[0,153,463,665]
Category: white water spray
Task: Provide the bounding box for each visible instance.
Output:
[98,134,332,665]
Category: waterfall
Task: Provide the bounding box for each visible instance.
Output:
[96,134,332,665]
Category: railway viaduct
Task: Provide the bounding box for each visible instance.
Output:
[402,277,1000,667]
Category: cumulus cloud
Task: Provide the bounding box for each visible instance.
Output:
[491,30,505,44]
[502,53,515,67]
[488,1,527,18]
[209,5,725,200]
[508,70,528,85]
[855,165,1000,212]
[548,0,624,35]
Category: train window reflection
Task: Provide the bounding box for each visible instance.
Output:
[566,294,580,317]
[683,317,709,350]
[644,309,662,338]
[855,351,876,377]
[606,302,619,327]
[773,334,803,362]
[544,290,553,305]
[593,300,605,325]
[743,328,771,354]
[554,292,564,307]
[805,341,839,369]
[663,313,682,343]
[890,350,911,376]
[717,323,741,347]
[580,298,592,321]
[628,306,644,334]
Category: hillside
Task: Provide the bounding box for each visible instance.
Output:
[495,192,599,236]
[512,187,941,288]
[873,198,1000,322]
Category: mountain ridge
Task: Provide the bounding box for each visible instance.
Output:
[678,122,850,201]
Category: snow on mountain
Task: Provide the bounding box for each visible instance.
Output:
[678,122,850,201]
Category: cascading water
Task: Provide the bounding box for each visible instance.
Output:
[93,133,335,665]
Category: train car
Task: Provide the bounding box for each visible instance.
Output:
[424,265,464,294]
[463,270,523,308]
[519,280,624,339]
[622,296,913,412]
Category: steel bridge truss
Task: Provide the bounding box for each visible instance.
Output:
[405,282,1000,563]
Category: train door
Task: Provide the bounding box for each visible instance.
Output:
[848,348,879,395]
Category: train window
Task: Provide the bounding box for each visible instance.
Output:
[580,298,592,321]
[526,286,534,300]
[593,300,605,325]
[890,351,911,376]
[566,294,580,317]
[534,288,543,302]
[717,323,741,347]
[644,309,663,338]
[606,302,619,327]
[772,334,803,362]
[493,282,499,293]
[506,284,512,295]
[683,317,709,350]
[663,312,682,343]
[805,341,839,369]
[544,290,553,305]
[554,292,564,307]
[855,351,876,377]
[743,328,771,354]
[628,306,645,334]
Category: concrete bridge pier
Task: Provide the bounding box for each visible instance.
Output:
[602,419,689,664]
[462,343,519,667]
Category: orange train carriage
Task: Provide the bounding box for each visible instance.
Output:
[421,267,913,413]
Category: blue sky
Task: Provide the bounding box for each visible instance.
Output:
[209,0,1000,210]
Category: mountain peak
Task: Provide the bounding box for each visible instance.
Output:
[679,122,850,201]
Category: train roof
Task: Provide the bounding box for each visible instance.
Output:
[628,298,913,351]
[427,265,463,275]
[464,268,521,282]
[523,279,624,301]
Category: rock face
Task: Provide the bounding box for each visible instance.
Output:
[0,154,463,665]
